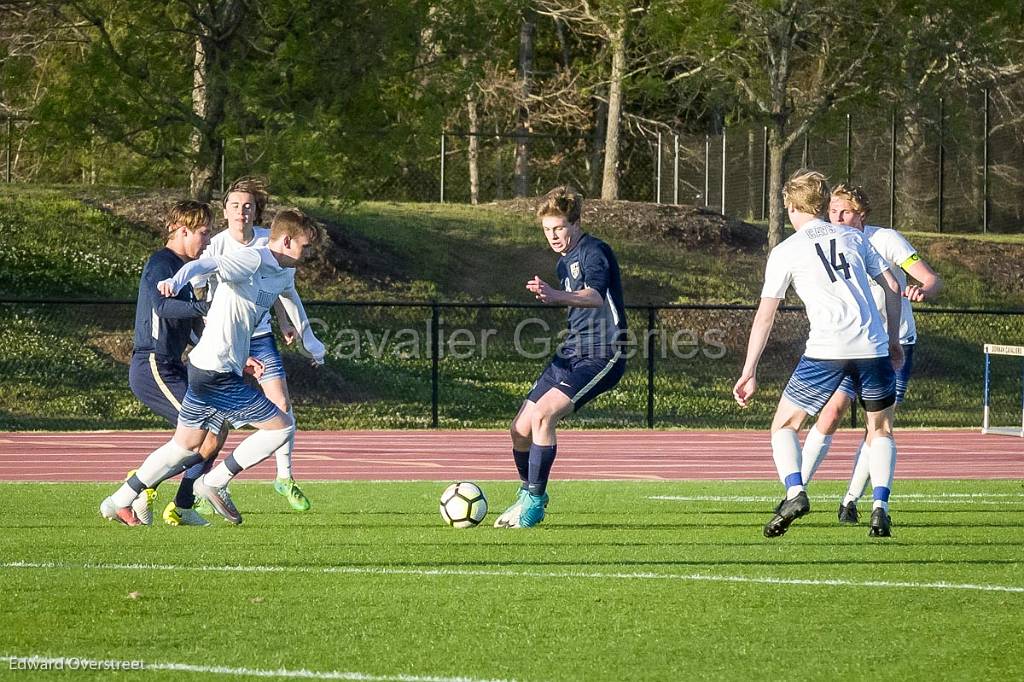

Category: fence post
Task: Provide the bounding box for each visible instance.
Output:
[938,97,945,233]
[983,88,990,234]
[646,306,656,429]
[704,135,710,207]
[845,113,852,183]
[673,134,679,205]
[439,133,446,204]
[220,139,225,195]
[720,127,727,214]
[5,117,11,183]
[431,302,440,428]
[761,125,768,221]
[802,133,809,167]
[890,108,897,228]
[656,132,662,204]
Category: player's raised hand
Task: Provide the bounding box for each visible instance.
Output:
[904,284,927,302]
[733,373,757,408]
[526,276,554,302]
[157,279,177,297]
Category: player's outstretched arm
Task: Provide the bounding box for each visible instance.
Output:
[526,276,603,307]
[734,297,781,408]
[157,257,219,297]
[278,286,326,365]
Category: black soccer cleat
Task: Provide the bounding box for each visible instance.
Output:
[837,501,859,525]
[763,491,810,538]
[867,507,892,538]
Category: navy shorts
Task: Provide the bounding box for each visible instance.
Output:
[783,355,896,415]
[527,351,626,411]
[838,343,914,405]
[249,334,286,384]
[178,365,280,432]
[128,352,186,426]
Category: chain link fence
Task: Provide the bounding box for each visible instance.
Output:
[3,299,1023,431]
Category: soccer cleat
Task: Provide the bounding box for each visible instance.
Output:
[162,501,210,527]
[99,497,143,527]
[494,488,531,528]
[274,477,311,511]
[516,492,550,528]
[763,491,810,538]
[125,469,156,526]
[868,507,892,537]
[838,501,859,525]
[193,496,214,517]
[193,477,242,525]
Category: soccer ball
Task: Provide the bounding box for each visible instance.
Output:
[439,481,487,528]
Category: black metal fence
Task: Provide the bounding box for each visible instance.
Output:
[2,299,1023,431]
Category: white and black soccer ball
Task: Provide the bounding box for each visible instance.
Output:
[439,481,487,528]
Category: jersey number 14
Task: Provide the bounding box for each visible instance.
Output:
[815,239,852,282]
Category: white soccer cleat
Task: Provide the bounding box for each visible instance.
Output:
[193,476,242,525]
[100,497,143,527]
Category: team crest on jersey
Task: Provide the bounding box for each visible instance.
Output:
[570,261,581,279]
[256,290,276,308]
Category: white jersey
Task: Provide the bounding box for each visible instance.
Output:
[863,225,917,345]
[761,219,890,359]
[196,227,274,337]
[167,248,295,375]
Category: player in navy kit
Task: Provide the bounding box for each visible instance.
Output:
[495,186,627,529]
[122,200,227,525]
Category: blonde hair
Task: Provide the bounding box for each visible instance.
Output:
[222,176,270,224]
[537,185,583,224]
[831,183,871,217]
[782,169,830,217]
[165,200,212,236]
[270,207,322,244]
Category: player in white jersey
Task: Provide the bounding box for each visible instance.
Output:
[100,209,322,526]
[799,184,942,524]
[162,178,325,525]
[733,170,905,538]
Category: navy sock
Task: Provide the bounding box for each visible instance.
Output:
[527,444,557,496]
[513,449,530,487]
[174,458,214,509]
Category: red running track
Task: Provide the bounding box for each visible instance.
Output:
[0,430,1020,482]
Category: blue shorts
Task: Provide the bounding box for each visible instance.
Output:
[783,355,896,415]
[837,343,914,405]
[527,351,626,411]
[128,352,186,426]
[249,334,286,384]
[178,365,280,432]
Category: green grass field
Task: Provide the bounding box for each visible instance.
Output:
[2,480,1022,680]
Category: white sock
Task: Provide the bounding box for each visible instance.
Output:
[275,410,295,479]
[800,425,833,485]
[205,425,295,488]
[111,440,194,506]
[867,435,896,511]
[843,438,871,505]
[771,428,804,498]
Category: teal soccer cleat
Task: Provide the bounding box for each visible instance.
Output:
[517,492,549,528]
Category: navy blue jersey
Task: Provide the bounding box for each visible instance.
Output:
[132,248,209,361]
[556,233,627,357]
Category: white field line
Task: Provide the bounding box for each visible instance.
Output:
[2,560,1022,595]
[649,494,1024,504]
[0,655,512,682]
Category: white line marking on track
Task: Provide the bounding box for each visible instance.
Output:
[649,493,1024,504]
[3,561,1022,595]
[0,655,513,682]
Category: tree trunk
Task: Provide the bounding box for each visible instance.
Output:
[601,15,626,201]
[767,129,787,250]
[514,9,534,198]
[747,127,759,220]
[589,94,608,198]
[467,93,479,205]
[189,33,215,200]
